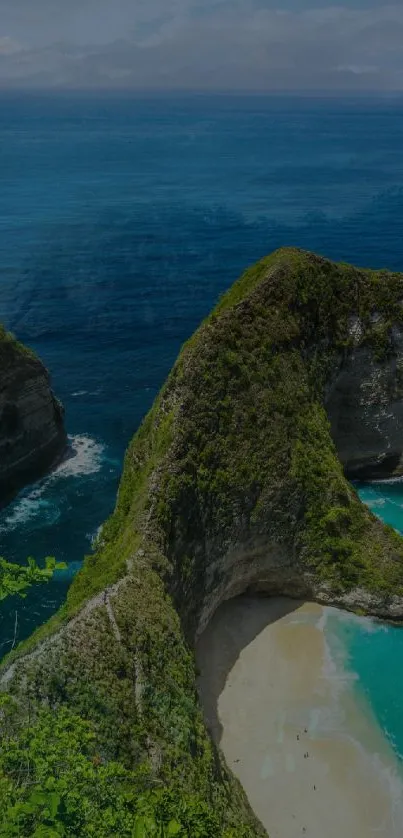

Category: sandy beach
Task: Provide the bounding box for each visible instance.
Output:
[196,597,403,838]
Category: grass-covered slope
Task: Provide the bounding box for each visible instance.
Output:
[2,248,403,836]
[0,325,37,365]
[71,247,403,620]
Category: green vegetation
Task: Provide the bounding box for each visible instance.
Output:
[0,326,37,364]
[4,248,403,836]
[0,556,65,602]
[0,702,237,837]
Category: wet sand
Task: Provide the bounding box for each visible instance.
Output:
[196,597,403,838]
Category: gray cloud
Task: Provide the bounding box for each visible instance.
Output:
[0,1,402,90]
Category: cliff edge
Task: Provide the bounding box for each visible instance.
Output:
[0,326,66,504]
[2,249,403,835]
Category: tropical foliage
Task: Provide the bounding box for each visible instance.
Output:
[0,556,64,602]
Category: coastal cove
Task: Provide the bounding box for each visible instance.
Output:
[2,95,403,835]
[2,92,403,647]
[4,463,403,834]
[195,482,403,837]
[2,93,403,649]
[197,598,403,838]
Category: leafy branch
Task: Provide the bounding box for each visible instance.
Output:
[0,557,67,602]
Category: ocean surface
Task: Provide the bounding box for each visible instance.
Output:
[1,92,403,780]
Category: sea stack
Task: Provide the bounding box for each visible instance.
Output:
[0,326,67,504]
[3,248,403,836]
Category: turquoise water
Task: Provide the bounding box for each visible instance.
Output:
[358,481,403,534]
[327,482,403,766]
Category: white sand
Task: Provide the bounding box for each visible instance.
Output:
[196,597,403,838]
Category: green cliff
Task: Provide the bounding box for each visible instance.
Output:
[2,248,403,836]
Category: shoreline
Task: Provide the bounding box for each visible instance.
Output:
[196,597,403,838]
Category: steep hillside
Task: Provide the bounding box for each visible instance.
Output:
[2,249,403,836]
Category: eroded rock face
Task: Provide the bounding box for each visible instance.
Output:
[4,250,403,838]
[327,326,403,479]
[0,332,66,503]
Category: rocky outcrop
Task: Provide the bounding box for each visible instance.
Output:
[3,249,403,836]
[0,327,66,503]
[327,328,403,479]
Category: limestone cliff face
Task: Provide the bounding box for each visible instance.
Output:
[4,249,403,837]
[327,325,403,479]
[0,328,66,503]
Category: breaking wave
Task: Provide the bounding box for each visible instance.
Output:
[0,435,104,533]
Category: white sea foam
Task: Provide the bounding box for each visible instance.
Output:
[316,608,359,716]
[369,475,403,486]
[344,734,403,833]
[90,523,104,546]
[71,389,102,397]
[0,489,56,532]
[369,497,387,507]
[311,605,403,829]
[53,435,104,478]
[327,604,388,635]
[0,435,104,532]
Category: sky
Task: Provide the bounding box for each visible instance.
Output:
[0,0,402,91]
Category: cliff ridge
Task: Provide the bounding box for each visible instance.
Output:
[3,249,403,835]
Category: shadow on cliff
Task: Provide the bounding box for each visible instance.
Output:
[195,595,302,746]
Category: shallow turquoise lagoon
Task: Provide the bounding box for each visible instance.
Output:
[327,481,403,766]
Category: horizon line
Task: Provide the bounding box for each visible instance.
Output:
[0,87,403,98]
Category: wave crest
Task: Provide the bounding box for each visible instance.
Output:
[0,435,104,532]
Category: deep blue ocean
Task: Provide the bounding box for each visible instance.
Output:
[1,92,403,766]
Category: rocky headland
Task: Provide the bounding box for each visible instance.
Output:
[2,248,403,835]
[0,326,66,504]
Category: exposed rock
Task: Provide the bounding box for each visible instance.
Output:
[0,327,66,504]
[327,333,403,479]
[3,248,403,836]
